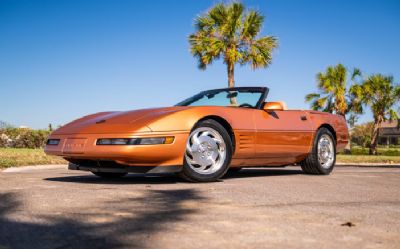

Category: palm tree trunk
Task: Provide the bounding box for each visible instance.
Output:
[339,113,352,154]
[227,62,237,105]
[369,116,383,155]
[227,62,235,88]
[344,138,352,154]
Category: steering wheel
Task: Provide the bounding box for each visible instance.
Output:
[239,103,253,108]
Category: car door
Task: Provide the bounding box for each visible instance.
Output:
[253,110,314,161]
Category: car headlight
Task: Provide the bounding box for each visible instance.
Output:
[96,137,174,145]
[47,139,60,145]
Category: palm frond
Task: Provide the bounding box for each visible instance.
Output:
[195,15,214,31]
[348,85,364,114]
[224,2,244,38]
[393,85,400,101]
[387,109,399,121]
[241,10,263,40]
[243,36,277,69]
[309,96,329,111]
[208,3,227,28]
[189,32,225,70]
[351,68,362,80]
[322,96,335,113]
[305,93,320,102]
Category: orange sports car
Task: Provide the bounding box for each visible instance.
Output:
[45,87,349,182]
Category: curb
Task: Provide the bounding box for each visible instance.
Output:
[336,163,400,168]
[1,164,67,173]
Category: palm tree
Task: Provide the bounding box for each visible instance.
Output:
[305,64,361,153]
[189,2,277,91]
[349,74,400,155]
[305,64,361,116]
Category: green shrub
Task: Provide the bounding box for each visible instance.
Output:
[349,147,369,155]
[382,149,400,156]
[13,129,50,148]
[0,128,51,149]
[347,147,400,156]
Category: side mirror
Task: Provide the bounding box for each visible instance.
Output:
[263,101,287,111]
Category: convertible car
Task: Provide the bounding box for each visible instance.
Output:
[45,87,348,182]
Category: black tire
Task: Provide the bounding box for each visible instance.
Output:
[300,127,336,175]
[91,172,128,178]
[179,119,233,182]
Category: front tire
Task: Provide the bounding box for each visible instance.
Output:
[300,127,336,175]
[92,172,127,178]
[179,119,233,182]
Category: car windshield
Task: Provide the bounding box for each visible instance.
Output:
[176,87,267,109]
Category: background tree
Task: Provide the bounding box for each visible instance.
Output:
[189,2,277,92]
[305,64,361,116]
[349,74,400,155]
[347,113,359,128]
[305,64,361,153]
[0,121,12,129]
[350,122,374,148]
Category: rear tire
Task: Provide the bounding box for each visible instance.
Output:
[92,172,127,178]
[300,127,336,175]
[179,119,233,182]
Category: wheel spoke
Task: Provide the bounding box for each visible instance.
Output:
[209,157,216,166]
[213,137,222,144]
[197,163,209,171]
[201,131,211,137]
[188,158,197,165]
[186,142,193,153]
[191,134,200,146]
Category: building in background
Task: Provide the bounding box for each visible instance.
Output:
[378,120,399,146]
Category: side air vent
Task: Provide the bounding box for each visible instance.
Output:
[238,133,255,150]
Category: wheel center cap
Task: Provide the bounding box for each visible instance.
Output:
[199,143,207,153]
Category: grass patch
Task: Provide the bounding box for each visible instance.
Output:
[337,155,400,164]
[0,148,66,169]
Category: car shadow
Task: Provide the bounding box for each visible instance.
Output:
[0,189,204,249]
[44,167,303,184]
[224,167,303,179]
[44,173,184,185]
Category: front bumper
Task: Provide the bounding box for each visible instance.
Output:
[44,131,189,167]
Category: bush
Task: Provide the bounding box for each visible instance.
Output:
[0,128,51,149]
[347,146,400,156]
[349,147,369,155]
[382,149,400,156]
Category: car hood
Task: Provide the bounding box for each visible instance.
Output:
[52,106,193,135]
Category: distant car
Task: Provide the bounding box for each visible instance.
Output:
[45,87,349,182]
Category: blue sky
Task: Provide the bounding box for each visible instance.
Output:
[0,0,399,129]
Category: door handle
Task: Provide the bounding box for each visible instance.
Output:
[300,115,307,121]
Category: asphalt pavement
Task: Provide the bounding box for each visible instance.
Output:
[0,165,399,249]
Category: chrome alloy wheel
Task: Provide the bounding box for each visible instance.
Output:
[185,127,227,174]
[317,134,334,169]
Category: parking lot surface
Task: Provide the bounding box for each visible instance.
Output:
[1,165,399,248]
